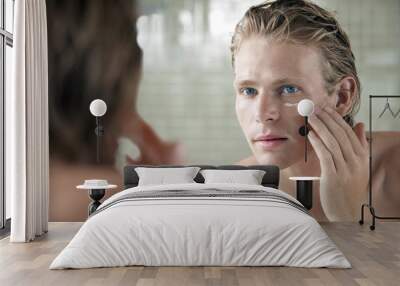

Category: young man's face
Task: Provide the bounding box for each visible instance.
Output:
[234,36,336,168]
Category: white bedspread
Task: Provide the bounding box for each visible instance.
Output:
[50,183,351,269]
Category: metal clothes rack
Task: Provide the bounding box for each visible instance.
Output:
[359,95,400,230]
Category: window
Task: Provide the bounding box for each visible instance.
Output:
[0,0,14,233]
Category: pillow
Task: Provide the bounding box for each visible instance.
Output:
[135,167,201,186]
[200,169,266,185]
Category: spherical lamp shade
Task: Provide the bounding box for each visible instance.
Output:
[297,99,314,117]
[89,99,107,117]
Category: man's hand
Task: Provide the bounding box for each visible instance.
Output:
[307,105,369,221]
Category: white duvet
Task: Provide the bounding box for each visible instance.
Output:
[50,183,351,269]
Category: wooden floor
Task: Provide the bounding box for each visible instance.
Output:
[0,222,399,286]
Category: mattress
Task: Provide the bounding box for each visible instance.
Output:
[50,183,351,269]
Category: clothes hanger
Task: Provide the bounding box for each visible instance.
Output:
[394,107,400,119]
[378,98,396,118]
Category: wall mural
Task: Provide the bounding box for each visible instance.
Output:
[47,0,400,222]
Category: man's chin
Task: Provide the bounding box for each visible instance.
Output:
[252,151,292,169]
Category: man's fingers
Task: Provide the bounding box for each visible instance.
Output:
[353,122,368,150]
[307,129,336,174]
[325,107,367,156]
[308,113,345,172]
[316,107,357,165]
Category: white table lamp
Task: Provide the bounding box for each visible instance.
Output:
[297,99,315,162]
[89,99,107,163]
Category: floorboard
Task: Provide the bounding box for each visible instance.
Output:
[0,222,399,286]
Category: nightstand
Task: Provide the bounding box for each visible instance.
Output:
[289,176,320,210]
[77,180,117,216]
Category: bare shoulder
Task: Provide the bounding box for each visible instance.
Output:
[368,131,400,144]
[235,155,258,166]
[368,132,400,216]
[367,131,400,159]
[379,136,400,165]
[368,131,400,185]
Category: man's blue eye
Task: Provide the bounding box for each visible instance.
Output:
[241,87,257,97]
[281,85,299,94]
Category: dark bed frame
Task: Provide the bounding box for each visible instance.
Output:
[123,165,280,189]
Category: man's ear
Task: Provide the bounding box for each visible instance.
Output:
[334,76,357,117]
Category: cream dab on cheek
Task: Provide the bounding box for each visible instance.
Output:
[283,100,315,115]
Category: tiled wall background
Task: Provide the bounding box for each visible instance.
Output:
[135,0,400,165]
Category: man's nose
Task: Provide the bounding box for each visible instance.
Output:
[255,94,281,123]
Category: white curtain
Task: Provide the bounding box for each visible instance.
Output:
[7,0,49,242]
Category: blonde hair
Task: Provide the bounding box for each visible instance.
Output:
[231,0,360,126]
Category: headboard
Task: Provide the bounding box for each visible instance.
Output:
[123,165,280,189]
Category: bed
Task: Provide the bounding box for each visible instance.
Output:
[50,165,350,269]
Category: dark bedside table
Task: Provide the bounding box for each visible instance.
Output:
[289,176,320,210]
[77,180,117,216]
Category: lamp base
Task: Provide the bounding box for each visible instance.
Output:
[296,180,313,210]
[88,189,105,215]
[289,177,320,210]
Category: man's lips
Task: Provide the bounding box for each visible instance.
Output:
[253,134,288,141]
[253,135,288,149]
